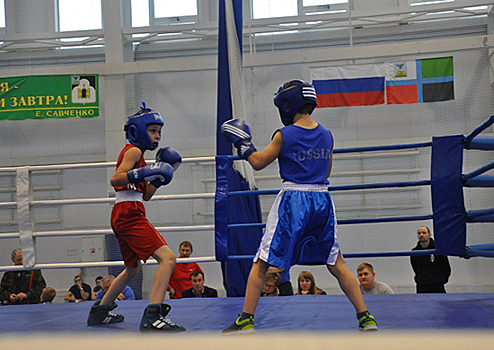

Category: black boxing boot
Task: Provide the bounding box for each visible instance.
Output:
[139,303,186,333]
[87,300,125,326]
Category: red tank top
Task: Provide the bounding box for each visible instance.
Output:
[114,144,147,193]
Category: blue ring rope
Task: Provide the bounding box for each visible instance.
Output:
[334,141,431,154]
[228,180,431,197]
[464,175,494,188]
[462,160,494,181]
[227,249,436,261]
[464,114,494,145]
[225,141,432,162]
[467,207,494,219]
[227,214,433,230]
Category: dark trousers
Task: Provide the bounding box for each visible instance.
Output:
[278,281,294,296]
[416,284,446,293]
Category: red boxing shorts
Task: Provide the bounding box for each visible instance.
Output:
[111,201,167,268]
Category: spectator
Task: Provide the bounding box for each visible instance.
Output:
[261,270,281,297]
[168,241,203,299]
[64,275,91,302]
[296,271,326,295]
[182,270,218,298]
[40,287,57,304]
[0,249,46,305]
[357,263,394,295]
[92,276,103,300]
[411,226,451,293]
[268,267,293,296]
[94,275,135,301]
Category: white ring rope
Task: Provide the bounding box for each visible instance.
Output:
[30,193,215,207]
[0,256,218,272]
[0,156,216,173]
[0,155,218,272]
[0,225,214,239]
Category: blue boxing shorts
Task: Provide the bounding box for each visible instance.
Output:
[254,182,340,271]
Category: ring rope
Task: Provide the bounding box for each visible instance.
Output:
[30,193,215,207]
[464,114,494,145]
[227,249,437,261]
[0,256,218,273]
[0,156,216,173]
[0,224,215,239]
[226,214,434,231]
[462,160,494,181]
[227,180,431,198]
[334,141,432,154]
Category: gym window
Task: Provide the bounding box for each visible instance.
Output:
[0,0,5,28]
[252,0,348,19]
[57,0,102,32]
[130,0,198,27]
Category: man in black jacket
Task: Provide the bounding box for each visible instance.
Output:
[411,226,451,293]
[182,270,218,298]
[0,249,46,305]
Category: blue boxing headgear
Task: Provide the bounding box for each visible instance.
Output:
[124,102,164,151]
[273,80,317,126]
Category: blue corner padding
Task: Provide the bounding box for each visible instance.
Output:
[431,135,467,256]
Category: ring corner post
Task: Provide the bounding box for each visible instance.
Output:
[215,155,230,262]
[16,166,36,268]
[431,135,467,257]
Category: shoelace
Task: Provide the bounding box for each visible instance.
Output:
[158,315,178,327]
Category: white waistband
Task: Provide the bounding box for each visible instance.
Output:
[282,181,328,192]
[115,190,143,203]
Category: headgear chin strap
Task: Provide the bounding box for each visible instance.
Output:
[124,102,164,151]
[273,80,317,126]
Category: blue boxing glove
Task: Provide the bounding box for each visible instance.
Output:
[221,119,258,160]
[127,162,174,188]
[156,147,182,171]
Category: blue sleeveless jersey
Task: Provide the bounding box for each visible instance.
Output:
[278,124,333,184]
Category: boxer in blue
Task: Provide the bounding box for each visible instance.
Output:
[221,80,377,334]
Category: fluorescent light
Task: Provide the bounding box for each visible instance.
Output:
[255,30,299,36]
[426,10,455,15]
[307,10,347,15]
[463,6,488,11]
[410,0,454,6]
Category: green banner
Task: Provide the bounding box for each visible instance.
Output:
[0,75,99,120]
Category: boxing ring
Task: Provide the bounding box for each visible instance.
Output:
[0,116,493,345]
[215,114,494,262]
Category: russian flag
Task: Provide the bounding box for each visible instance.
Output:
[310,65,385,108]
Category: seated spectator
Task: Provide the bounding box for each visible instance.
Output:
[40,287,57,304]
[357,263,395,295]
[92,276,103,300]
[0,249,46,305]
[94,275,135,301]
[182,270,218,298]
[64,275,91,302]
[168,241,203,299]
[261,270,281,297]
[296,271,326,295]
[268,267,293,296]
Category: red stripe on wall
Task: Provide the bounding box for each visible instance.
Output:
[317,91,385,108]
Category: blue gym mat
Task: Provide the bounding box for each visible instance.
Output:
[0,293,493,333]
